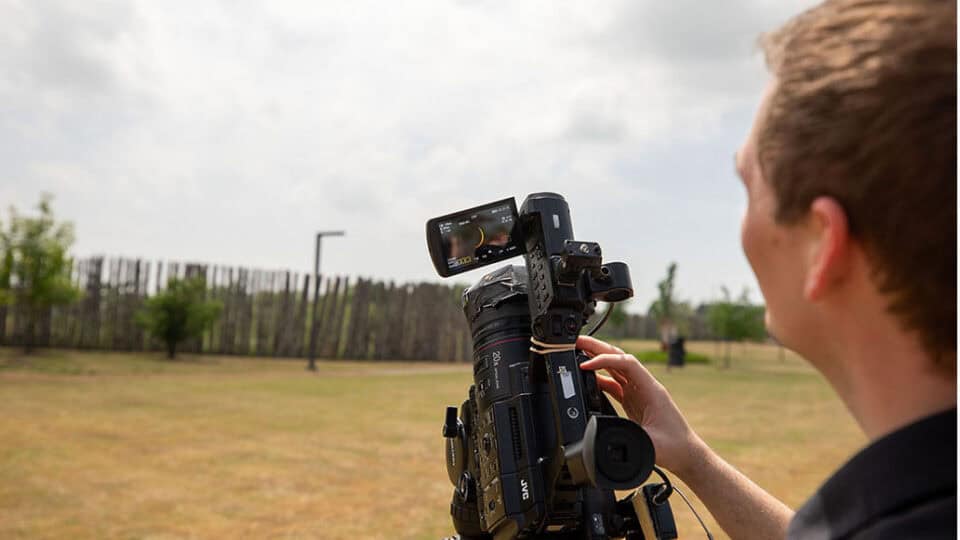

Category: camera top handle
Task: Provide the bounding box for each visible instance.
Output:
[519,192,634,347]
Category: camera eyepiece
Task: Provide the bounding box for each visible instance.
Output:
[596,423,652,484]
[564,415,655,490]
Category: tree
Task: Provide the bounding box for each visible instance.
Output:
[707,286,766,368]
[648,262,685,343]
[136,276,222,359]
[0,195,82,353]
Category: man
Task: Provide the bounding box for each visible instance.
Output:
[579,0,956,538]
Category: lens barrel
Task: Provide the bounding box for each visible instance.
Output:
[462,266,532,390]
[463,267,531,349]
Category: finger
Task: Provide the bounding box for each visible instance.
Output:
[580,353,658,388]
[579,352,635,371]
[607,369,630,387]
[576,335,625,356]
[595,374,624,402]
[594,365,630,387]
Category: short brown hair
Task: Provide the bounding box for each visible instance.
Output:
[758,0,956,363]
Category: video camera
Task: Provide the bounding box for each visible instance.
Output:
[426,193,679,539]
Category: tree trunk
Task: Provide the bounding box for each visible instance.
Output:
[167,340,176,359]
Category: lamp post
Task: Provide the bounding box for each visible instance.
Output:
[308,230,345,371]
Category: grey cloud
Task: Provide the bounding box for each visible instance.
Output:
[597,1,814,64]
[0,1,136,95]
[565,107,628,144]
[588,0,820,98]
[0,0,154,175]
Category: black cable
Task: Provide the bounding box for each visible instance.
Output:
[650,465,714,540]
[650,466,673,504]
[586,302,614,336]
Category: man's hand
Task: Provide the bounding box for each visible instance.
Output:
[578,335,794,540]
[576,335,705,477]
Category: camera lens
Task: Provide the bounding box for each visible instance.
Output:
[595,425,648,484]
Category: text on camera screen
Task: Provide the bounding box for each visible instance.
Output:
[437,202,522,273]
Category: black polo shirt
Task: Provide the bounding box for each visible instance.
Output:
[787,408,957,539]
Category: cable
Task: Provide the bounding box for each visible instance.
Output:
[649,466,673,503]
[528,303,614,354]
[529,337,577,355]
[586,302,614,336]
[649,466,714,540]
[672,485,714,540]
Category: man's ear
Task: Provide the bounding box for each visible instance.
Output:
[803,196,851,301]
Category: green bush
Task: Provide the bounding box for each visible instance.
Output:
[136,276,222,359]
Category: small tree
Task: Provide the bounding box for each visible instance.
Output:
[648,262,685,343]
[0,195,82,353]
[707,286,766,368]
[136,276,221,359]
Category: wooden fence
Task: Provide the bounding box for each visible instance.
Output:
[0,257,717,361]
[0,257,473,362]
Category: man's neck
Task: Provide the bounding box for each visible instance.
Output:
[825,318,956,441]
[848,364,955,441]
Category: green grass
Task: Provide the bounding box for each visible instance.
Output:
[0,345,864,539]
[628,348,710,364]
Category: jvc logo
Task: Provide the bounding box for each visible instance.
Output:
[520,478,530,501]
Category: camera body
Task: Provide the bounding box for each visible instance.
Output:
[429,193,657,539]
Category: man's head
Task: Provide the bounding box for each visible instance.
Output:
[737,0,956,375]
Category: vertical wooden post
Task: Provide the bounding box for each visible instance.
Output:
[242,267,251,354]
[296,273,310,358]
[317,277,339,358]
[87,257,104,349]
[329,277,349,359]
[255,271,268,356]
[307,273,322,368]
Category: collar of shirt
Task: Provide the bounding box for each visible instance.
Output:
[788,408,957,539]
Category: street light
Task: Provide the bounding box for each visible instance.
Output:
[308,230,345,371]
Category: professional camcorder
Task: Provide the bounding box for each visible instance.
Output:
[425,193,681,540]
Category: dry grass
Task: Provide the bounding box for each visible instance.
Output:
[0,344,863,539]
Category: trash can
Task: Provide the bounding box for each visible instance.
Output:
[667,336,686,368]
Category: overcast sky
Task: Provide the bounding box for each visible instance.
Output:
[1,0,817,310]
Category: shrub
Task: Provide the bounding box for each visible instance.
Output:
[136,277,221,359]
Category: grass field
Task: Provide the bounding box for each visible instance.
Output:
[0,343,864,539]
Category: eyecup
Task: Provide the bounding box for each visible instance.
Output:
[563,415,655,491]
